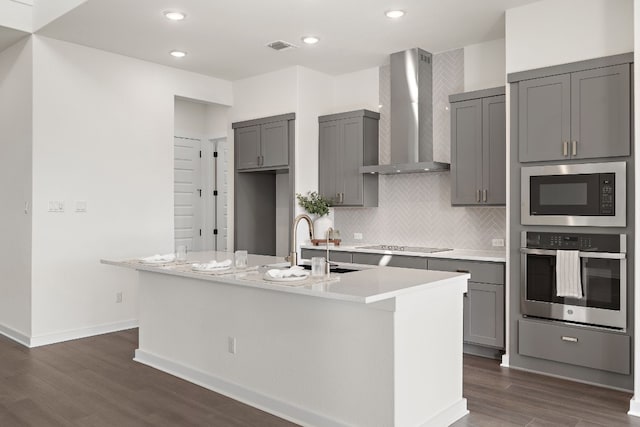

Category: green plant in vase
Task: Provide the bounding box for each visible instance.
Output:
[296,191,333,241]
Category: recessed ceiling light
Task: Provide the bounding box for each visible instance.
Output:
[170,50,187,58]
[164,11,186,21]
[385,10,405,19]
[301,36,320,45]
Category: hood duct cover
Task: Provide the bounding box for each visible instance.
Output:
[361,48,450,175]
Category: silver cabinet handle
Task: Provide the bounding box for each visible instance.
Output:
[483,189,487,202]
[572,140,577,156]
[340,193,344,204]
[257,155,261,166]
[562,141,569,156]
[476,189,481,202]
[561,336,578,343]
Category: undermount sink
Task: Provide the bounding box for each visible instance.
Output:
[300,264,360,274]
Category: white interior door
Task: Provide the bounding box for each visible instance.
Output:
[174,136,202,251]
[214,139,229,251]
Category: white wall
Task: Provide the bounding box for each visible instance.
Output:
[0,0,32,32]
[0,38,32,341]
[231,67,298,123]
[506,0,633,73]
[464,38,506,91]
[332,67,379,113]
[29,35,232,341]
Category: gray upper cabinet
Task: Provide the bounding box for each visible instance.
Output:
[235,125,262,170]
[233,114,294,171]
[518,63,630,162]
[318,110,379,207]
[450,87,506,206]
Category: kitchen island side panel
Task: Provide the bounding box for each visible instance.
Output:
[135,270,466,427]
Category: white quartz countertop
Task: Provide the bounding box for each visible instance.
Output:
[300,244,506,262]
[102,251,469,304]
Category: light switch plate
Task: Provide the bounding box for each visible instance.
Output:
[48,200,65,213]
[353,233,363,240]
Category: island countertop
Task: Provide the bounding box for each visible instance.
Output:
[102,250,469,304]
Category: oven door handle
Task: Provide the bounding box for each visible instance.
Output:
[520,248,556,256]
[520,248,626,259]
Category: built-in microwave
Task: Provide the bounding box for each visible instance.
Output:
[521,162,626,227]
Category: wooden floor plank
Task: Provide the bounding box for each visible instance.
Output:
[0,329,638,426]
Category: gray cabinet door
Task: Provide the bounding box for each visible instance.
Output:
[570,64,630,159]
[352,253,427,269]
[318,120,340,204]
[518,74,571,162]
[464,282,504,348]
[340,118,364,206]
[483,95,506,205]
[261,120,289,168]
[451,99,483,205]
[236,125,261,170]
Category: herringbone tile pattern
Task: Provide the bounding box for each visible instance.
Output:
[335,49,506,250]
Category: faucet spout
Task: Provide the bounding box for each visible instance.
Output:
[287,214,315,267]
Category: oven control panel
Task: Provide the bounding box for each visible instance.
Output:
[525,232,623,252]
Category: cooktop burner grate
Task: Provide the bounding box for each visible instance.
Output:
[356,245,452,254]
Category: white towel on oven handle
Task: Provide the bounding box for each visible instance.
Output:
[556,250,583,298]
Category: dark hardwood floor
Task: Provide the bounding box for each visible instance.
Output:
[0,328,637,426]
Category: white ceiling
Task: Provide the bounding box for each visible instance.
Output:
[37,0,540,81]
[0,26,29,52]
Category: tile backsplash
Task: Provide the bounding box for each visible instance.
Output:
[333,49,507,250]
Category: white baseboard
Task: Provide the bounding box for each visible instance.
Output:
[500,353,510,367]
[29,319,139,348]
[134,349,354,427]
[628,396,640,417]
[0,324,31,347]
[421,398,468,427]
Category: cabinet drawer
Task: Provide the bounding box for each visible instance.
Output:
[518,319,630,374]
[352,253,427,269]
[428,259,504,285]
[300,249,352,263]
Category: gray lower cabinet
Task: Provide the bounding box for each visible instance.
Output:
[300,248,352,263]
[518,319,630,375]
[428,258,505,349]
[518,63,630,162]
[318,110,379,207]
[233,115,291,171]
[450,87,505,206]
[464,282,504,348]
[352,253,427,269]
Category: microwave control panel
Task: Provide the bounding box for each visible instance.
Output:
[599,173,615,215]
[525,232,622,252]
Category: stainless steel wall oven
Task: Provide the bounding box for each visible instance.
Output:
[520,231,627,330]
[521,162,626,227]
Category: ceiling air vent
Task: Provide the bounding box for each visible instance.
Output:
[267,40,298,51]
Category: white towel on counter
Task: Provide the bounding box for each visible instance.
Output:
[191,259,232,270]
[140,254,176,263]
[556,250,583,298]
[266,266,308,279]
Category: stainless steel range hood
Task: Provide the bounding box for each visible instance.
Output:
[360,48,450,175]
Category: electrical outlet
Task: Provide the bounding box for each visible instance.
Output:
[492,239,505,247]
[116,292,123,303]
[353,233,363,240]
[228,336,236,354]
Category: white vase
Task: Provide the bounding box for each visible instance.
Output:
[313,215,333,240]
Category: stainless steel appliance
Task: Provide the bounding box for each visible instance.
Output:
[520,231,627,329]
[521,161,626,227]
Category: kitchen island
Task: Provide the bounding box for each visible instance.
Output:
[103,251,470,427]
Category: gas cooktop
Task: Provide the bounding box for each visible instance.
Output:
[356,245,452,254]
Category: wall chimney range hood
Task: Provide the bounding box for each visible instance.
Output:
[360,48,450,175]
